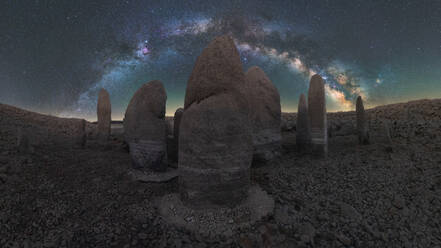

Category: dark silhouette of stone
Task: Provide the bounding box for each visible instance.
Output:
[179,35,253,207]
[173,108,184,141]
[124,80,168,172]
[356,96,369,145]
[243,66,281,163]
[97,89,111,141]
[296,93,311,151]
[165,117,174,136]
[308,74,328,157]
[169,108,183,162]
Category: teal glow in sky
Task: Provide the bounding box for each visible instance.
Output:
[1,0,440,120]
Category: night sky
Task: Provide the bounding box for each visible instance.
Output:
[1,0,440,120]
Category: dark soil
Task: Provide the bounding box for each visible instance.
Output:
[1,99,441,247]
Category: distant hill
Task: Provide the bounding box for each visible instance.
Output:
[1,98,440,150]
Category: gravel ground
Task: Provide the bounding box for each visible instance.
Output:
[1,100,440,247]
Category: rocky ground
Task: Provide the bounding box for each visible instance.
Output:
[0,99,441,247]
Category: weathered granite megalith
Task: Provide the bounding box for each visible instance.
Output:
[356,96,370,145]
[124,80,168,172]
[296,93,311,151]
[308,74,328,157]
[97,88,111,141]
[179,35,253,207]
[242,66,281,163]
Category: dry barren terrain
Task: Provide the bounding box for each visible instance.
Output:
[1,99,440,248]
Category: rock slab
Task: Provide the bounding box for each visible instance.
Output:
[157,185,274,238]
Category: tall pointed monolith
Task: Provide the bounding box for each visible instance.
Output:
[308,74,327,157]
[97,88,111,141]
[124,80,168,172]
[356,96,369,145]
[179,35,253,207]
[243,66,281,163]
[296,93,311,151]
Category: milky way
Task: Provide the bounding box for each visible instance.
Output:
[1,0,440,120]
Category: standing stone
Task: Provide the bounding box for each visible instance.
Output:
[296,93,311,151]
[179,35,253,207]
[97,88,111,141]
[242,66,281,163]
[356,96,369,145]
[308,74,328,157]
[170,108,184,162]
[124,80,168,172]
